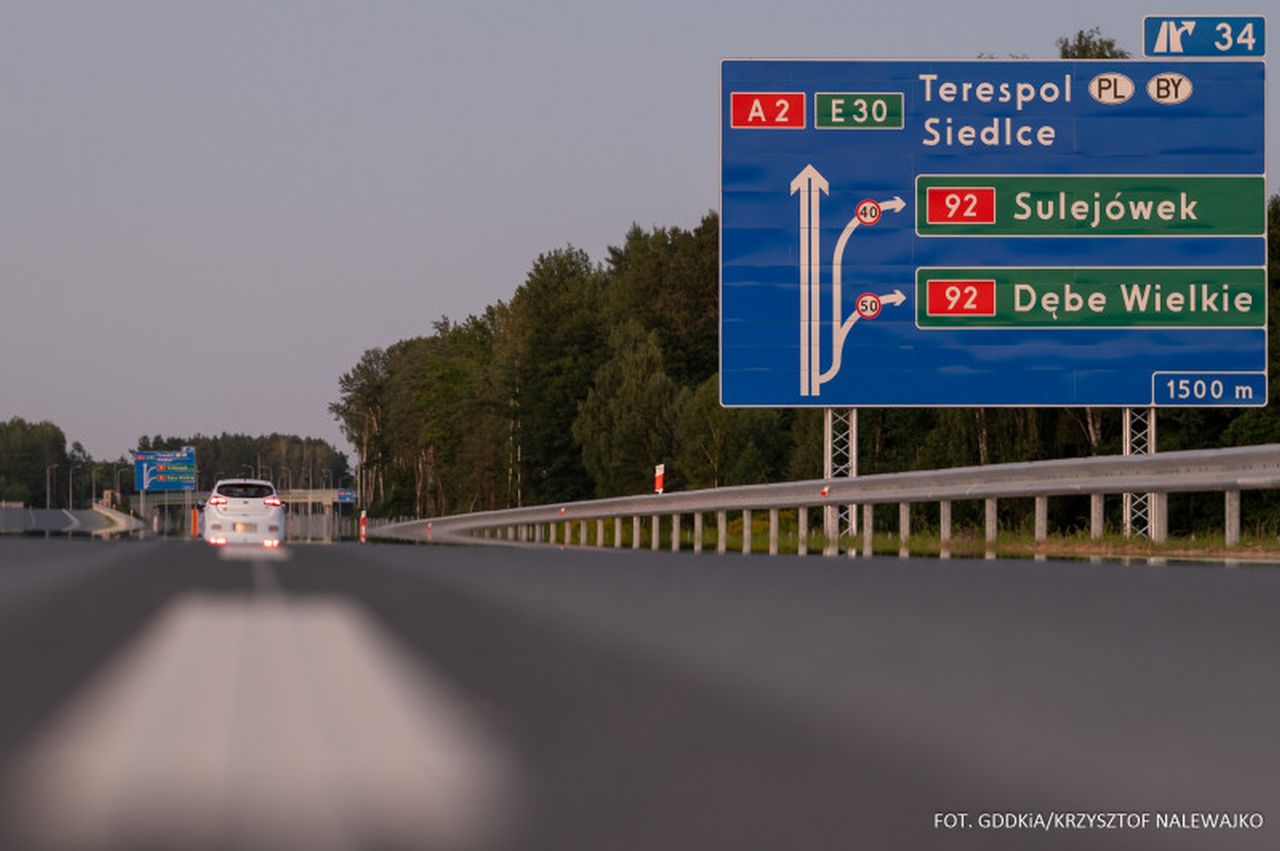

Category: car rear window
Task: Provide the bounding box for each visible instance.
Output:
[215,483,275,499]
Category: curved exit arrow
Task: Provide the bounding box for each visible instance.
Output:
[814,197,908,390]
[816,288,907,387]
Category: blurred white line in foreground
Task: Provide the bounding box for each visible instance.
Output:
[7,593,518,851]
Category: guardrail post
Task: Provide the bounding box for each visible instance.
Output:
[898,502,910,553]
[1225,490,1241,547]
[1151,493,1168,544]
[940,500,952,544]
[985,498,998,550]
[535,523,543,543]
[671,514,680,552]
[822,504,837,557]
[742,509,752,555]
[1034,496,1048,544]
[694,512,704,553]
[632,516,641,549]
[716,510,727,554]
[651,515,660,551]
[507,525,515,541]
[797,507,808,555]
[1090,494,1104,540]
[862,503,873,557]
[548,522,556,544]
[614,516,622,548]
[578,520,587,546]
[562,521,570,545]
[768,508,779,555]
[596,518,604,547]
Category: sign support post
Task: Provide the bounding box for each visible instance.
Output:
[1122,407,1158,539]
[823,408,858,554]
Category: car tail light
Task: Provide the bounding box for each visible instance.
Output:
[209,537,227,546]
[263,496,282,507]
[208,495,228,506]
[263,539,280,549]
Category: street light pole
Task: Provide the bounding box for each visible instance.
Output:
[115,467,131,509]
[303,466,312,543]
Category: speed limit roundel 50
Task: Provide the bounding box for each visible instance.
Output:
[856,293,882,319]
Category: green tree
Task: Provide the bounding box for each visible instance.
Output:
[506,247,608,504]
[1057,27,1130,58]
[603,213,719,387]
[674,375,785,488]
[0,418,67,506]
[330,347,389,506]
[573,321,677,496]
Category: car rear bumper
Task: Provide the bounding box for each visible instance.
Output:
[202,510,285,545]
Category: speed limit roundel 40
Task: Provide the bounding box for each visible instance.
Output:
[855,199,881,226]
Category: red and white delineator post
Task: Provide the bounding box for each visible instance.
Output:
[654,464,665,495]
[359,509,367,544]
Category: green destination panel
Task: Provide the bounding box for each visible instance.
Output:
[916,267,1266,329]
[814,92,904,129]
[916,175,1264,236]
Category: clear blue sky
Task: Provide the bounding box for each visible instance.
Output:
[1,1,1273,459]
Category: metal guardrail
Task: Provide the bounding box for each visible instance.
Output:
[90,504,145,537]
[371,444,1280,553]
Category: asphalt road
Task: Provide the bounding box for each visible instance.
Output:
[0,538,1276,851]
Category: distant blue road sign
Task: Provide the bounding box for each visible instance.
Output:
[337,489,357,503]
[1144,16,1265,57]
[134,447,197,492]
[720,59,1266,408]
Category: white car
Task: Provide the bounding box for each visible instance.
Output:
[202,479,285,548]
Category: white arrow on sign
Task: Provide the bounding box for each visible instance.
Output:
[791,165,828,396]
[814,196,908,392]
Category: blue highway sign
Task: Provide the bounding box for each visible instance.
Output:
[720,59,1266,408]
[1144,16,1265,57]
[134,447,197,492]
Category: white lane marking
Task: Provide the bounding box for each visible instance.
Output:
[251,559,285,594]
[6,594,518,851]
[216,543,292,564]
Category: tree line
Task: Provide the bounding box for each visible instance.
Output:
[135,433,350,494]
[329,194,1280,535]
[0,418,349,510]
